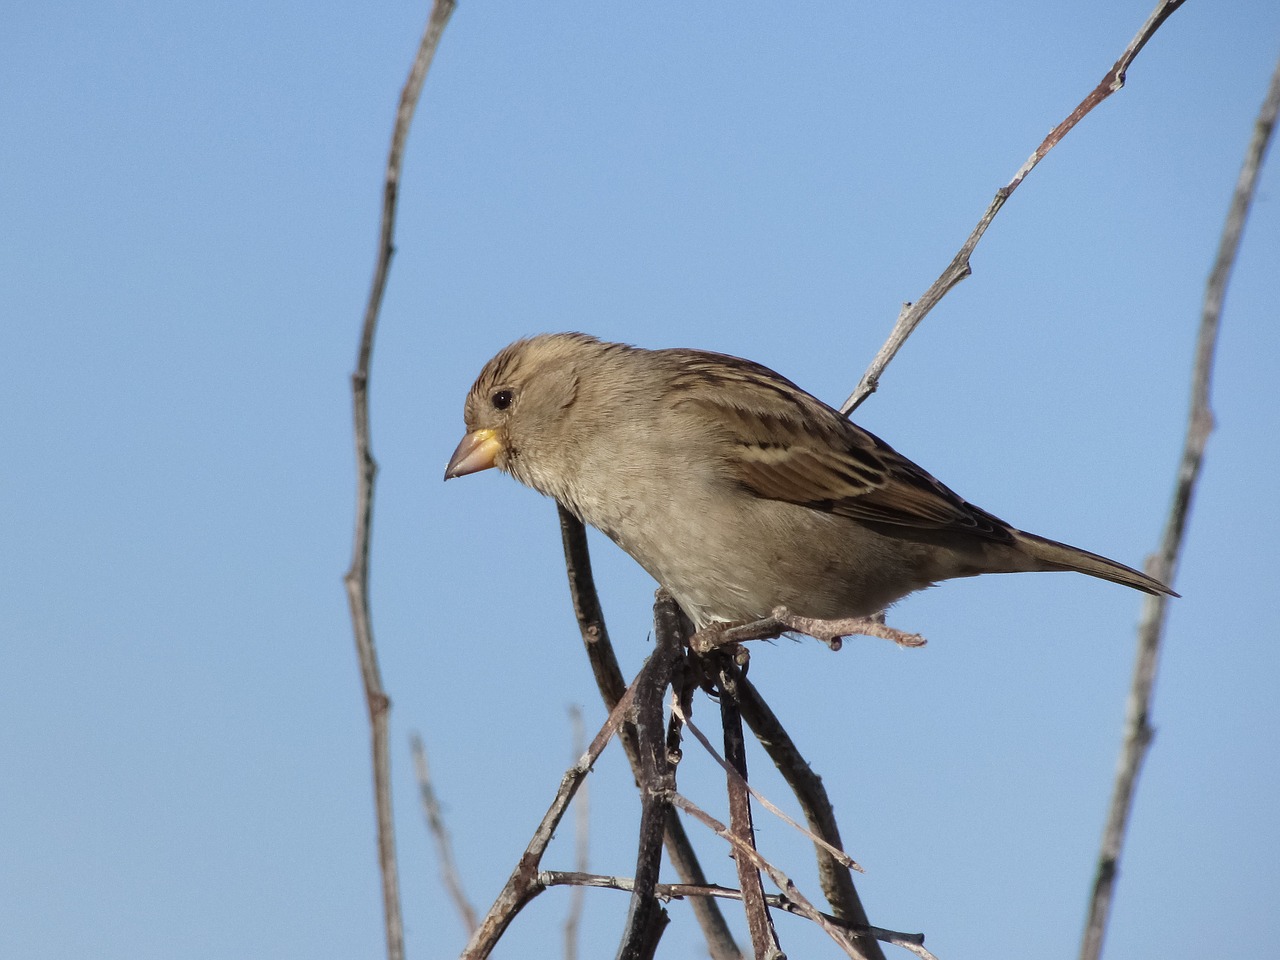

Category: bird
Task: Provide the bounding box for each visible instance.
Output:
[445,333,1175,635]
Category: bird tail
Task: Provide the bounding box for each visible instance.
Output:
[1012,530,1178,597]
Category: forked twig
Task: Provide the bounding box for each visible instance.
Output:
[558,507,744,960]
[343,4,455,958]
[840,0,1188,414]
[559,489,881,960]
[1078,52,1280,960]
[616,595,684,960]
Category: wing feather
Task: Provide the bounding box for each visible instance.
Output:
[662,350,1013,543]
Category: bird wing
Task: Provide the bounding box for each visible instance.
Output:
[665,351,1013,542]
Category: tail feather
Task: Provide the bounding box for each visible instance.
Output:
[1012,530,1179,597]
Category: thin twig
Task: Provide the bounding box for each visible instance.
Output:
[539,872,938,960]
[840,0,1188,414]
[410,732,477,936]
[1078,52,1280,960]
[563,707,589,960]
[671,697,862,873]
[673,794,876,960]
[714,658,784,959]
[343,4,455,959]
[558,507,744,960]
[735,672,886,960]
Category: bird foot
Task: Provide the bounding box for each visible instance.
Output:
[688,607,926,654]
[770,607,927,649]
[687,618,777,657]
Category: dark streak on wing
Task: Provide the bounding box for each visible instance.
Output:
[662,350,814,415]
[662,348,1015,543]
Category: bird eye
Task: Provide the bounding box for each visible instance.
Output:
[491,389,514,410]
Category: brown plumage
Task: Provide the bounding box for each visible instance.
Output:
[446,333,1175,629]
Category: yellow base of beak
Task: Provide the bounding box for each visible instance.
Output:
[444,428,502,479]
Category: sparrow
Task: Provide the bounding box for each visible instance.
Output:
[445,333,1174,632]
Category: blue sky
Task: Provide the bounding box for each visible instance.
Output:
[3,3,1278,958]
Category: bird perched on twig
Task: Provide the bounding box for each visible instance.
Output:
[446,333,1174,637]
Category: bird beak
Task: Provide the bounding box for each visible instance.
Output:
[444,428,502,480]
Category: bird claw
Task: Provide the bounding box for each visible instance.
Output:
[688,617,782,654]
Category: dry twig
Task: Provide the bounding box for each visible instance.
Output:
[1078,52,1280,960]
[713,657,784,960]
[840,0,1188,415]
[343,4,455,958]
[671,696,862,874]
[616,595,684,960]
[673,794,886,960]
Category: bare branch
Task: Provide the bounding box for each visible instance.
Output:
[714,658,784,959]
[1079,52,1280,960]
[558,507,745,960]
[410,732,477,936]
[840,0,1188,414]
[616,595,684,960]
[558,520,888,959]
[343,4,455,958]
[557,506,626,705]
[540,873,938,960]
